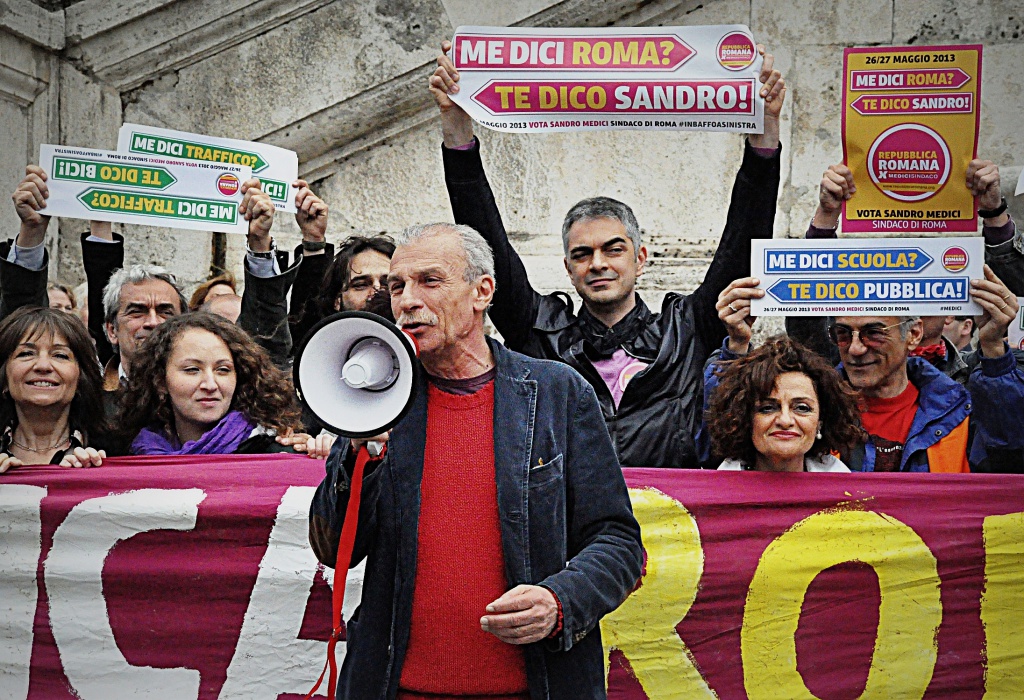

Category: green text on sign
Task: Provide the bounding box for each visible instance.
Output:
[77,188,238,224]
[128,132,268,172]
[259,178,288,202]
[53,158,176,190]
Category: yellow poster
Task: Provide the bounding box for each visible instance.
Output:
[842,45,982,233]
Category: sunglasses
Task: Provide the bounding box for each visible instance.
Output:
[827,322,903,348]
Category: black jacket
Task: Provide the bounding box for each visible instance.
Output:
[443,139,781,468]
[310,339,642,699]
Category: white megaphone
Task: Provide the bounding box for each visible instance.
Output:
[293,311,419,438]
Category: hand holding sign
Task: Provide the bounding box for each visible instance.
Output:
[293,178,328,243]
[12,165,51,244]
[751,45,785,150]
[240,179,275,249]
[716,277,764,354]
[966,159,1009,225]
[971,265,1019,358]
[430,41,475,148]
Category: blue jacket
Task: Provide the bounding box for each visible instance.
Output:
[309,338,643,700]
[700,344,1024,472]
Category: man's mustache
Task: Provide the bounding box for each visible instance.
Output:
[396,312,438,327]
[584,273,619,284]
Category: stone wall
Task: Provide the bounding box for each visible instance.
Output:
[2,0,1022,315]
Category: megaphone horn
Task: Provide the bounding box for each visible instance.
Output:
[293,311,419,438]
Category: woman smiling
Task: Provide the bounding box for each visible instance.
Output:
[0,307,109,472]
[707,336,863,472]
[117,312,312,455]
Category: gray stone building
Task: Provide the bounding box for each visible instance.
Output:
[2,0,1022,315]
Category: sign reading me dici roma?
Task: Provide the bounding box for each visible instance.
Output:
[38,145,251,234]
[447,24,766,134]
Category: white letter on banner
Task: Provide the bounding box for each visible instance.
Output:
[221,486,365,699]
[44,488,205,700]
[0,485,47,700]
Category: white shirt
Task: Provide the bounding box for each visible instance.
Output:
[718,454,851,472]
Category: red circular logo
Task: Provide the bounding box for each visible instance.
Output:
[867,124,950,202]
[716,32,756,71]
[941,246,969,273]
[216,173,240,196]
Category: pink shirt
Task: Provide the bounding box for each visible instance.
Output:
[591,348,649,409]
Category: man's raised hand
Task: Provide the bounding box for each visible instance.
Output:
[293,178,328,244]
[12,165,51,245]
[240,179,275,249]
[429,40,475,148]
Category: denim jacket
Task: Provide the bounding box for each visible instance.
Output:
[309,338,643,700]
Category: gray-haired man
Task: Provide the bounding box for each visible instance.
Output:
[429,43,787,469]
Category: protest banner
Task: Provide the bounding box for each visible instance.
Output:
[38,145,251,234]
[118,124,299,213]
[447,25,764,134]
[1009,298,1024,350]
[841,45,983,234]
[750,236,984,316]
[1016,168,1024,197]
[4,457,1024,698]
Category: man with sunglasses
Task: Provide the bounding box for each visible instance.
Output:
[715,264,1024,473]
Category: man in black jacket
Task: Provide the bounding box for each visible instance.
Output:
[428,42,786,469]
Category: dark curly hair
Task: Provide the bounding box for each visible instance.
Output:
[0,307,108,447]
[116,312,301,443]
[307,235,394,318]
[707,335,864,466]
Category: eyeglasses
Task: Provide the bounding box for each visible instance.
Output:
[827,322,903,348]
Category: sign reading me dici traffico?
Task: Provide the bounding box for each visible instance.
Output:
[38,145,251,234]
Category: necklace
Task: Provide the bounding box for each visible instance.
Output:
[11,429,71,453]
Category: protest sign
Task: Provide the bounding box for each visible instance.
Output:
[750,236,984,316]
[1016,167,1024,197]
[118,124,298,213]
[842,45,983,234]
[1009,298,1024,350]
[38,145,251,234]
[4,458,1024,698]
[447,25,764,134]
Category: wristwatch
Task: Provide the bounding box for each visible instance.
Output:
[301,240,327,252]
[246,237,276,259]
[979,196,1008,219]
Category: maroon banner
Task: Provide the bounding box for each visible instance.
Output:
[3,458,1024,698]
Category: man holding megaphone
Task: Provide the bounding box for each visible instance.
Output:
[307,222,642,700]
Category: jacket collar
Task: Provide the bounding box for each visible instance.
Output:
[102,355,122,392]
[903,356,970,453]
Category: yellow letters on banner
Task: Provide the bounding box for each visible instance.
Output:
[601,488,717,699]
[741,510,941,699]
[981,512,1024,697]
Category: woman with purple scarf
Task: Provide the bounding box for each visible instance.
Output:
[118,312,317,456]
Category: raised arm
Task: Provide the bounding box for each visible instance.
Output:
[431,41,544,350]
[3,165,51,319]
[237,178,298,367]
[689,46,784,357]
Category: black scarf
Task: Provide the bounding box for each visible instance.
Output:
[577,295,652,359]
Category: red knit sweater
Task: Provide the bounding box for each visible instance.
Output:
[397,382,529,700]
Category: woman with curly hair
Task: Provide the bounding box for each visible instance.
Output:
[706,335,864,472]
[0,307,109,472]
[118,312,310,455]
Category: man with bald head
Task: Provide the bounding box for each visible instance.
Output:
[309,222,642,700]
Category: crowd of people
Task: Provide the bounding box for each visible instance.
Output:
[1,36,1023,699]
